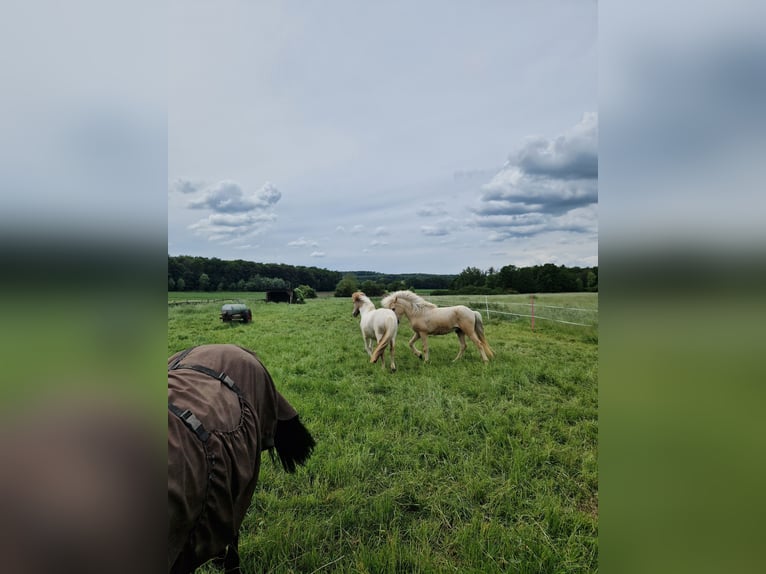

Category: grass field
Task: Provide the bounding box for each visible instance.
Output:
[168,293,598,573]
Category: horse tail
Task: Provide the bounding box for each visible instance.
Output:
[371,318,397,363]
[474,312,495,359]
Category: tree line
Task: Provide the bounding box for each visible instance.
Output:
[169,255,597,295]
[168,256,342,292]
[442,264,598,294]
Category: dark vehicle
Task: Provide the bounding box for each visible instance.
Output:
[220,304,252,323]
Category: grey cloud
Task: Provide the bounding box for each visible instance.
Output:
[180,179,282,247]
[516,112,598,180]
[255,182,281,206]
[416,203,448,217]
[288,237,319,247]
[479,176,598,216]
[474,113,598,238]
[208,212,276,227]
[189,212,276,235]
[421,225,451,237]
[482,204,597,240]
[475,200,542,217]
[171,178,203,194]
[187,180,281,213]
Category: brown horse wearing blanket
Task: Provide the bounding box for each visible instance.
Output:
[381,290,494,363]
[168,344,315,574]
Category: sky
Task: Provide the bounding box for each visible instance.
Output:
[168,0,598,274]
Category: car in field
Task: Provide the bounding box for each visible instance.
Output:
[220,303,252,323]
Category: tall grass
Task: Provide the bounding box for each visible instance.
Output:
[169,294,598,573]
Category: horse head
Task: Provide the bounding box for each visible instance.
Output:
[351,291,365,317]
[387,297,406,320]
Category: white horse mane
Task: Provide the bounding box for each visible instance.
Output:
[381,290,437,312]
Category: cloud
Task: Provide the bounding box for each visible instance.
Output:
[517,112,598,180]
[420,216,462,237]
[474,113,598,239]
[421,225,450,237]
[288,237,319,248]
[187,180,282,213]
[310,251,326,258]
[373,226,390,236]
[179,179,282,245]
[170,178,203,194]
[350,225,364,234]
[482,204,598,240]
[416,202,448,217]
[188,212,277,242]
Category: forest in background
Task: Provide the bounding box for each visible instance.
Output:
[168,255,597,295]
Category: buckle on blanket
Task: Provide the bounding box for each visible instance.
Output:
[182,410,210,442]
[218,372,239,393]
[169,404,211,442]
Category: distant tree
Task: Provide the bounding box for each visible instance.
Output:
[168,277,176,291]
[296,284,317,299]
[334,274,359,297]
[451,267,486,290]
[217,281,225,291]
[176,277,186,291]
[199,273,211,291]
[360,280,385,297]
[387,279,408,292]
[586,270,598,291]
[485,267,502,290]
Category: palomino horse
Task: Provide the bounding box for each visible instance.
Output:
[381,290,494,363]
[351,291,398,372]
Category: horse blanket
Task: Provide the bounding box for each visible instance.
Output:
[168,344,314,573]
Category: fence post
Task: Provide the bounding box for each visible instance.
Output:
[530,294,535,330]
[485,296,490,320]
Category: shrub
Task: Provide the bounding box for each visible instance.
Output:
[296,284,317,299]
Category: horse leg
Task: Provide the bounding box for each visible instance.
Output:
[468,331,489,363]
[378,346,386,368]
[453,330,467,361]
[421,334,430,363]
[408,332,424,360]
[389,339,396,372]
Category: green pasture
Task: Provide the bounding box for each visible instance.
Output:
[169,293,598,573]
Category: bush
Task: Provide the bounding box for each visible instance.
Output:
[334,275,359,297]
[296,284,317,299]
[360,280,385,297]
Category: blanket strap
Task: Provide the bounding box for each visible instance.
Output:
[171,363,244,397]
[168,402,210,442]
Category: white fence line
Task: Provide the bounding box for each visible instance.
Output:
[430,295,597,329]
[484,309,595,327]
[495,302,598,313]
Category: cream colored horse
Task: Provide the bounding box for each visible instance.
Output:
[381,290,494,363]
[351,291,398,371]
